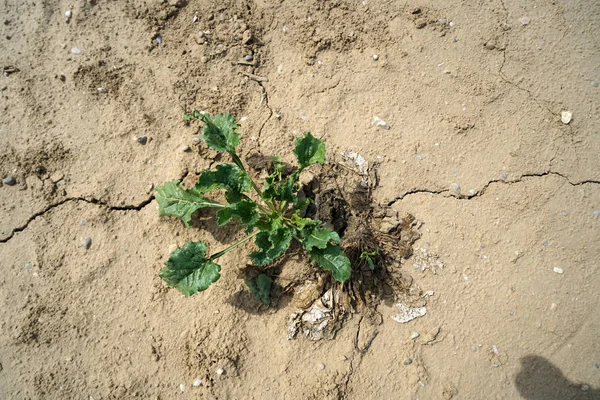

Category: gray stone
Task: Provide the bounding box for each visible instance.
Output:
[451,183,461,195]
[82,237,92,249]
[244,54,253,62]
[3,176,16,186]
[404,358,413,365]
[137,136,147,145]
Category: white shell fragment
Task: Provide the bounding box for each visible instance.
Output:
[372,116,391,129]
[561,111,572,124]
[553,267,564,274]
[392,303,427,323]
[192,378,202,387]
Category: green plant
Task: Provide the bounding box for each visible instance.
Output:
[154,112,351,302]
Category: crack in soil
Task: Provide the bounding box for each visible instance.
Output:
[386,170,600,206]
[0,195,155,243]
[0,171,191,243]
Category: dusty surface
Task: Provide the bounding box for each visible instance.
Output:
[1,0,599,398]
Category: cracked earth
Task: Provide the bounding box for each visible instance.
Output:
[1,0,599,399]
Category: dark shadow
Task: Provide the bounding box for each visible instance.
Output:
[189,207,242,245]
[515,355,598,400]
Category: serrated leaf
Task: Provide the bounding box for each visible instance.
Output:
[159,241,221,296]
[263,166,299,203]
[216,199,259,231]
[196,164,251,203]
[294,132,325,170]
[309,243,351,283]
[249,221,293,265]
[300,224,340,251]
[199,112,240,153]
[245,274,272,305]
[155,180,224,227]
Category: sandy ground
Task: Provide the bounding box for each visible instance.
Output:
[1,0,599,399]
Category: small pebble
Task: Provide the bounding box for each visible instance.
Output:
[439,19,447,25]
[502,173,509,179]
[192,378,202,387]
[553,267,564,274]
[192,137,200,143]
[592,81,599,87]
[581,385,590,392]
[80,219,87,226]
[97,87,107,93]
[593,210,600,217]
[550,303,557,311]
[561,111,572,124]
[404,358,413,365]
[3,176,16,186]
[136,136,147,145]
[71,47,81,55]
[469,189,477,196]
[472,346,478,352]
[520,17,531,25]
[179,384,185,393]
[24,263,32,270]
[451,183,461,195]
[65,10,72,18]
[373,54,379,61]
[200,56,208,63]
[561,211,568,216]
[484,42,496,50]
[181,145,191,152]
[216,368,224,376]
[317,363,325,370]
[155,35,162,45]
[410,332,420,340]
[82,237,92,250]
[449,21,455,28]
[244,54,253,62]
[416,153,423,161]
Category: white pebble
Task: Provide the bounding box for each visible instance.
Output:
[410,332,420,340]
[317,363,325,370]
[561,111,572,124]
[448,21,455,28]
[520,17,531,25]
[216,368,224,375]
[553,267,564,274]
[181,145,191,152]
[192,378,202,387]
[469,189,477,196]
[451,183,461,195]
[593,210,600,217]
[65,10,72,18]
[373,54,379,61]
[240,116,248,121]
[71,47,82,55]
[179,384,185,392]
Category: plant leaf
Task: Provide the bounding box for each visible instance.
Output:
[308,243,351,283]
[294,132,325,170]
[245,274,272,305]
[249,221,293,265]
[299,224,340,251]
[155,180,224,227]
[159,241,221,296]
[198,112,240,153]
[196,163,251,203]
[216,199,259,231]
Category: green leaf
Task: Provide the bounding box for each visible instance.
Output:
[360,249,379,271]
[159,241,221,296]
[309,243,351,283]
[216,199,259,231]
[249,220,293,265]
[300,224,340,251]
[294,132,325,170]
[199,112,240,153]
[155,180,224,227]
[263,164,299,203]
[196,164,251,203]
[245,274,272,305]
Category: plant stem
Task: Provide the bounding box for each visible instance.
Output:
[209,230,260,261]
[229,152,263,198]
